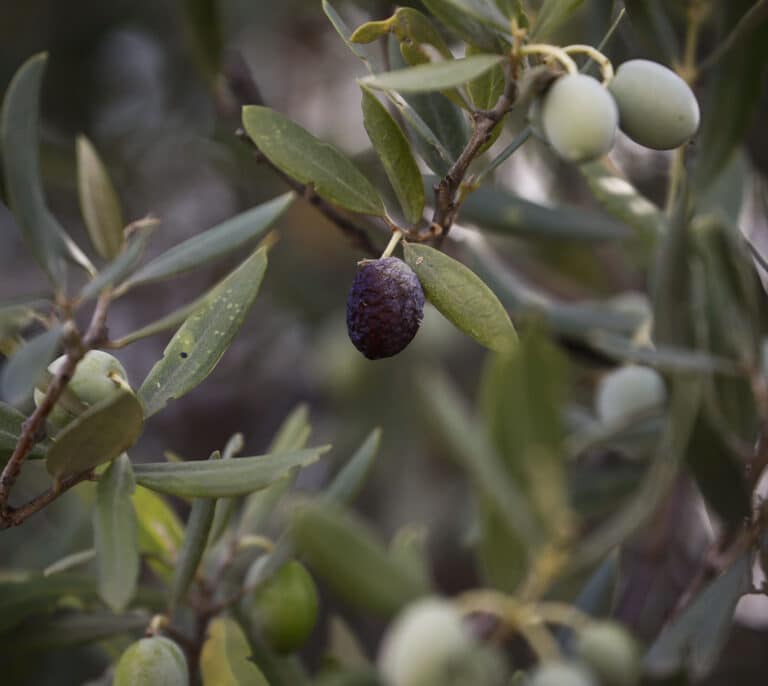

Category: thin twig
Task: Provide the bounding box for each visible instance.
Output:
[432,67,518,244]
[0,290,111,525]
[236,129,380,257]
[697,0,768,75]
[0,468,96,528]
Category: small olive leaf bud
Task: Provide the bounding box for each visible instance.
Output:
[577,621,641,686]
[114,636,189,686]
[608,59,700,150]
[378,597,475,686]
[528,662,597,686]
[541,74,618,163]
[34,350,131,429]
[247,560,319,654]
[595,364,667,426]
[346,256,425,360]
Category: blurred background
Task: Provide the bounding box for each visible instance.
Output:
[1,1,767,684]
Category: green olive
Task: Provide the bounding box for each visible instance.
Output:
[528,662,596,686]
[595,364,666,426]
[114,636,189,686]
[608,59,700,150]
[378,597,475,686]
[540,74,618,163]
[248,560,319,654]
[34,350,130,428]
[577,621,641,686]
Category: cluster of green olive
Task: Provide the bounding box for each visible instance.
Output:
[378,597,641,686]
[532,58,700,163]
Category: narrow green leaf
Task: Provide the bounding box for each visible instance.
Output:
[208,433,245,545]
[1,609,148,655]
[289,500,426,616]
[475,499,528,592]
[1,53,94,284]
[531,0,585,40]
[417,369,540,548]
[237,406,311,537]
[45,390,144,478]
[422,0,506,51]
[0,574,101,633]
[242,106,384,216]
[360,88,424,224]
[76,135,125,260]
[362,56,505,93]
[438,0,510,32]
[43,549,96,577]
[644,554,752,679]
[325,427,381,503]
[388,524,431,591]
[132,447,328,498]
[138,246,268,417]
[480,330,571,536]
[201,617,269,686]
[132,485,184,573]
[93,454,139,612]
[79,218,156,301]
[695,2,768,189]
[1,325,62,406]
[580,160,665,241]
[466,47,506,111]
[0,401,47,461]
[183,0,223,78]
[0,304,36,340]
[461,184,630,241]
[322,0,379,70]
[123,193,294,291]
[170,451,220,608]
[404,242,517,352]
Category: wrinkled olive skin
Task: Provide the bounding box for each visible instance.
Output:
[528,662,596,686]
[34,350,130,428]
[540,74,618,163]
[577,621,641,686]
[248,560,319,654]
[114,636,189,686]
[595,364,666,425]
[346,257,425,359]
[609,59,700,150]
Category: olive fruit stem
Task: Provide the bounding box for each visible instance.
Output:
[519,44,578,75]
[380,229,404,259]
[563,44,614,84]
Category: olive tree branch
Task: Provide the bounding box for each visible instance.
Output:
[0,290,112,525]
[431,65,518,245]
[236,129,381,258]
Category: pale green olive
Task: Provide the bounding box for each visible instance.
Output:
[609,59,700,150]
[541,74,618,163]
[595,364,666,426]
[577,621,641,686]
[529,662,596,686]
[114,636,189,686]
[378,597,479,686]
[34,350,130,428]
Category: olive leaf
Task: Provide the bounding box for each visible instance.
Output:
[322,0,380,71]
[131,446,329,498]
[45,390,144,478]
[76,135,125,260]
[361,55,505,94]
[1,325,63,406]
[1,401,48,462]
[289,499,427,616]
[138,246,268,418]
[133,485,184,581]
[421,0,507,51]
[93,454,139,612]
[201,617,269,686]
[531,0,585,40]
[169,451,221,608]
[43,549,96,577]
[360,87,424,224]
[1,53,94,285]
[122,192,294,291]
[242,106,384,216]
[404,242,517,353]
[325,427,381,503]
